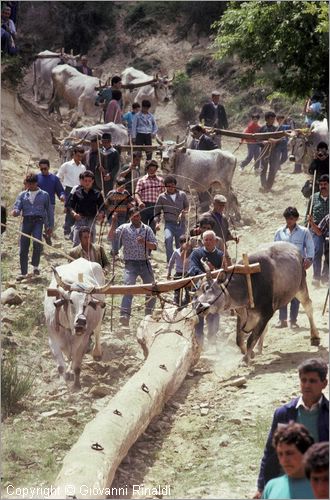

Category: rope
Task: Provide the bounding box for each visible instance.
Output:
[1,221,75,261]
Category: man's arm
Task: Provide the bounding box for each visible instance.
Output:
[135,179,145,208]
[12,192,23,216]
[188,249,204,276]
[131,113,138,141]
[55,177,65,201]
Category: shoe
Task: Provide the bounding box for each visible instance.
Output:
[33,268,40,276]
[275,320,288,328]
[44,233,52,246]
[16,274,28,282]
[290,321,299,329]
[119,316,130,327]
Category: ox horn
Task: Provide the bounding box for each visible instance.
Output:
[174,139,186,150]
[201,258,212,281]
[88,274,115,293]
[52,267,71,291]
[155,135,164,146]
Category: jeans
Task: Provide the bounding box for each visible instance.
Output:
[64,186,75,236]
[135,133,152,160]
[140,202,157,233]
[260,148,280,190]
[279,298,300,322]
[278,141,288,166]
[195,313,220,346]
[20,216,44,275]
[311,232,328,280]
[120,260,156,320]
[164,221,185,262]
[240,143,261,169]
[72,217,96,247]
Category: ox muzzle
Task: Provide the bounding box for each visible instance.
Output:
[74,314,87,334]
[194,301,210,316]
[288,154,295,162]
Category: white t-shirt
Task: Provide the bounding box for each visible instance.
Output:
[57,160,86,188]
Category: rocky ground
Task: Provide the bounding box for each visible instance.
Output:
[1,23,328,499]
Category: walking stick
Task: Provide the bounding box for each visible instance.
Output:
[308,170,317,228]
[322,288,329,316]
[129,136,134,195]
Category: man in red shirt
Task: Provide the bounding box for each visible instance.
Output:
[135,160,164,233]
[239,113,261,173]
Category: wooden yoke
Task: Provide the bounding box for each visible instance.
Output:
[242,253,255,308]
[47,261,261,296]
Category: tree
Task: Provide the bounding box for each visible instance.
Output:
[212,1,329,100]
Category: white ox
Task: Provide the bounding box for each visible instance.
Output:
[32,50,78,103]
[51,122,128,162]
[289,119,329,171]
[49,64,101,127]
[44,258,107,391]
[159,140,240,219]
[121,66,172,111]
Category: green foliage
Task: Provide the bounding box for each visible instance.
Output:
[1,55,26,87]
[1,354,34,418]
[212,1,329,98]
[130,56,161,74]
[172,71,199,123]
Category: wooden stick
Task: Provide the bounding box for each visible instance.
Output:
[96,136,105,198]
[322,289,329,316]
[1,222,75,261]
[308,170,317,228]
[242,253,255,308]
[203,126,305,141]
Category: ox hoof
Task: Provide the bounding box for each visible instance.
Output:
[92,352,102,362]
[311,337,320,346]
[65,371,74,381]
[250,351,255,359]
[239,355,249,367]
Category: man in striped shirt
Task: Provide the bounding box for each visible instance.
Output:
[135,160,164,234]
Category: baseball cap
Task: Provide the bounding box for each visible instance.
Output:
[213,194,227,203]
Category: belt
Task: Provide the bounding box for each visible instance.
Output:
[23,215,43,221]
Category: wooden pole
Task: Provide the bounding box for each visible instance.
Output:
[50,308,199,500]
[308,170,317,228]
[242,253,255,308]
[322,289,329,316]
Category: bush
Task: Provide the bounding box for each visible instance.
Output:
[172,71,199,123]
[186,54,212,76]
[1,354,34,419]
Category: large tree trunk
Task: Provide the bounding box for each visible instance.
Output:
[51,306,199,499]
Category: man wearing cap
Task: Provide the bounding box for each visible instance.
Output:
[100,133,120,196]
[202,195,239,244]
[135,160,165,233]
[199,91,228,148]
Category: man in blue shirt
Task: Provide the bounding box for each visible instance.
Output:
[132,99,158,160]
[254,358,328,498]
[274,206,314,328]
[122,102,140,139]
[189,230,223,348]
[12,173,54,280]
[37,159,65,244]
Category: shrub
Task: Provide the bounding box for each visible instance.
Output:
[1,354,34,419]
[172,71,200,123]
[186,55,212,76]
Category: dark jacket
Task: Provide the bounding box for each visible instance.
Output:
[76,65,93,76]
[198,134,218,151]
[257,395,329,492]
[199,102,228,129]
[308,157,329,180]
[202,210,234,242]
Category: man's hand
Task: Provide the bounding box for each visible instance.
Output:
[72,212,81,221]
[155,222,161,232]
[166,275,171,281]
[252,491,262,499]
[11,210,19,217]
[46,228,53,236]
[303,258,313,270]
[138,201,145,210]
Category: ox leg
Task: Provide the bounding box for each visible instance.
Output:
[48,336,67,379]
[92,320,103,362]
[244,314,272,364]
[256,324,268,355]
[295,285,320,346]
[236,314,246,355]
[71,335,90,391]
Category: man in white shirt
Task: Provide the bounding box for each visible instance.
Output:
[57,147,86,239]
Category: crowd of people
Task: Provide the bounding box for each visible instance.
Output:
[2,34,328,498]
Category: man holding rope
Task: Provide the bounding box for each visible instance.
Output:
[12,173,54,281]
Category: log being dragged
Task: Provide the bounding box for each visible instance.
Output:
[51,306,199,500]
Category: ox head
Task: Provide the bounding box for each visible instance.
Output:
[154,75,173,103]
[95,79,111,106]
[50,130,89,162]
[192,261,230,317]
[288,132,311,164]
[52,268,107,334]
[156,136,186,171]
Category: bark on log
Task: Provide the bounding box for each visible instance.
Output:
[50,306,199,499]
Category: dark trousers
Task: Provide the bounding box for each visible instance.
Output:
[260,148,280,191]
[64,186,74,236]
[140,202,157,233]
[20,217,44,275]
[135,133,152,160]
